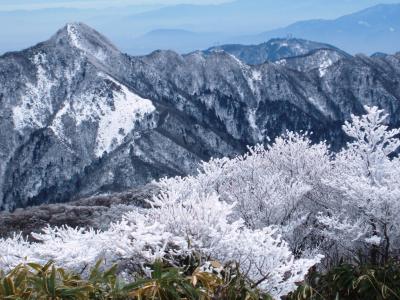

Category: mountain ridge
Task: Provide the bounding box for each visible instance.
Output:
[1,23,400,210]
[203,38,351,65]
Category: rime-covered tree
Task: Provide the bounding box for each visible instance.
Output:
[156,131,332,252]
[320,106,400,263]
[0,191,321,299]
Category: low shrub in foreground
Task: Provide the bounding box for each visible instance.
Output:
[286,261,400,300]
[0,259,272,299]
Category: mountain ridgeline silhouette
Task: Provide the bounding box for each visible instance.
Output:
[0,23,400,210]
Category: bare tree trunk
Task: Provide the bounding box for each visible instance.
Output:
[383,223,390,264]
[370,220,379,265]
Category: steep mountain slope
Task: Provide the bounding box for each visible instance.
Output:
[1,23,400,210]
[245,4,400,54]
[204,38,349,65]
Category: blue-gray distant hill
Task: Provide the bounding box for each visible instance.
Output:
[240,4,400,54]
[129,29,228,55]
[126,3,400,55]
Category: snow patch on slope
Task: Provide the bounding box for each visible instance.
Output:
[13,53,56,132]
[227,53,248,71]
[227,54,263,95]
[247,70,262,94]
[318,53,334,77]
[226,53,261,97]
[248,107,263,142]
[50,74,156,157]
[66,24,81,49]
[49,103,72,145]
[94,75,155,157]
[251,70,262,81]
[248,108,257,130]
[275,59,287,66]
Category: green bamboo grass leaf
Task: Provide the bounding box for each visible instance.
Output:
[0,259,272,299]
[152,261,163,279]
[14,270,28,289]
[26,263,42,273]
[3,277,16,296]
[103,264,118,279]
[41,261,54,274]
[89,259,103,281]
[46,265,56,297]
[59,285,93,298]
[122,278,149,291]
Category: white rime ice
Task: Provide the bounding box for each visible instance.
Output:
[0,193,321,299]
[3,106,400,298]
[93,75,155,157]
[13,53,56,132]
[319,106,400,257]
[50,73,156,157]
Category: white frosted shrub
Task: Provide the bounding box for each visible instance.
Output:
[320,106,400,261]
[118,191,322,299]
[156,131,332,251]
[0,233,32,270]
[0,192,321,299]
[7,108,400,297]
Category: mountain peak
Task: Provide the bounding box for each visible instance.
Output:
[51,22,120,61]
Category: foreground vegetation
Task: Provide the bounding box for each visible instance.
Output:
[0,259,272,299]
[2,258,400,299]
[2,106,400,299]
[288,261,400,300]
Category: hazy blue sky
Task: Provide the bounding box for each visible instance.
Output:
[0,0,231,11]
[2,0,398,11]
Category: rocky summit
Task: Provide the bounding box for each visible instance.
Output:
[0,22,400,210]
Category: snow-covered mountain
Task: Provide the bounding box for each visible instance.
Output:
[1,23,400,210]
[204,38,349,65]
[275,48,351,76]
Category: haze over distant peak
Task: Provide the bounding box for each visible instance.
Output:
[125,2,400,55]
[241,3,400,54]
[1,0,400,55]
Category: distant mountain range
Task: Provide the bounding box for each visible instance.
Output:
[128,29,228,55]
[242,4,400,54]
[130,3,400,55]
[1,1,400,55]
[1,23,400,210]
